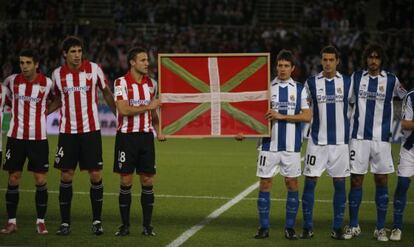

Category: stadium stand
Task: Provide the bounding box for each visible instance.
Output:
[0,0,413,88]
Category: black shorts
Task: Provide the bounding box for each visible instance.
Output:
[54,130,103,171]
[3,137,49,172]
[113,132,156,175]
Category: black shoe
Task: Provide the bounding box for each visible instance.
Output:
[115,225,130,236]
[300,228,314,239]
[254,227,269,239]
[285,228,298,240]
[92,221,103,236]
[56,223,71,236]
[142,226,156,236]
[331,228,345,240]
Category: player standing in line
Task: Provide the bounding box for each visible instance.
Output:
[112,47,165,236]
[389,82,414,241]
[0,79,8,168]
[344,44,406,241]
[301,45,352,240]
[253,49,311,240]
[52,36,116,235]
[1,49,58,234]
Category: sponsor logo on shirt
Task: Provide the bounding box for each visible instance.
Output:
[63,86,91,93]
[129,99,150,106]
[14,94,41,103]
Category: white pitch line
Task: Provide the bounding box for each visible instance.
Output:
[0,188,413,205]
[166,181,259,247]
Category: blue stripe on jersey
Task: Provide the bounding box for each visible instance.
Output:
[277,87,288,151]
[381,74,395,141]
[343,75,351,142]
[294,85,303,152]
[363,77,378,139]
[325,79,337,144]
[403,93,414,150]
[308,77,320,144]
[261,137,271,151]
[351,71,363,139]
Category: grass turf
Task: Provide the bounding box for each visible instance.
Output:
[0,136,412,246]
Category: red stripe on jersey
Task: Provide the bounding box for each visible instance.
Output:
[126,82,134,132]
[84,62,96,131]
[137,82,146,132]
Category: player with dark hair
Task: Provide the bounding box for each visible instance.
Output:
[1,49,58,234]
[113,47,165,236]
[253,49,311,240]
[345,43,406,241]
[52,36,116,235]
[301,45,352,240]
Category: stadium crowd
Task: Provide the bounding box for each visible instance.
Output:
[1,0,413,87]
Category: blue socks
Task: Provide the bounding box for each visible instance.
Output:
[375,185,389,229]
[333,179,346,230]
[302,178,316,230]
[348,187,362,227]
[393,177,411,229]
[257,191,270,229]
[285,191,299,229]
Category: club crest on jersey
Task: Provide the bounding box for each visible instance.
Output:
[336,87,342,94]
[39,86,46,93]
[379,85,384,92]
[361,84,367,90]
[290,95,295,101]
[85,73,93,80]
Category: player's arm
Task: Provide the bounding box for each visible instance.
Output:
[401,119,414,130]
[102,86,116,115]
[116,99,160,116]
[401,94,414,130]
[46,93,62,115]
[151,109,166,141]
[265,108,312,123]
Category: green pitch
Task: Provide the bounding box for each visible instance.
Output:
[0,136,413,247]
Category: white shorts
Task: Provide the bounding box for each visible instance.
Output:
[256,150,301,178]
[349,139,395,174]
[398,147,414,177]
[303,139,350,177]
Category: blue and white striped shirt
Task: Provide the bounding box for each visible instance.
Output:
[351,70,405,142]
[258,78,309,152]
[401,90,414,150]
[306,71,352,145]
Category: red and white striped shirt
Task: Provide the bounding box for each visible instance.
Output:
[0,83,9,148]
[3,73,53,140]
[52,60,107,134]
[114,72,157,133]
